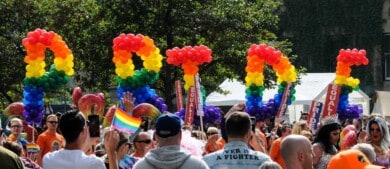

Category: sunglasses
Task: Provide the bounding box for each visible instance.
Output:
[207,132,218,136]
[47,121,58,124]
[135,139,152,144]
[10,125,23,129]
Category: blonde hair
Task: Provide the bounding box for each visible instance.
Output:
[292,121,307,135]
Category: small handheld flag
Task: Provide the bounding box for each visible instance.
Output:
[112,108,142,134]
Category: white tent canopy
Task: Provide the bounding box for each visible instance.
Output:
[372,91,390,117]
[206,73,370,122]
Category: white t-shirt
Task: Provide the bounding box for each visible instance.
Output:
[43,149,105,169]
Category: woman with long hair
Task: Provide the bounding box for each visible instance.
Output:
[366,116,390,168]
[312,118,342,169]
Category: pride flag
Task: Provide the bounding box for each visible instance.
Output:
[112,108,142,134]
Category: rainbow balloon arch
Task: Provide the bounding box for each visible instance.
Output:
[244,44,297,122]
[22,29,75,125]
[112,33,167,112]
[166,46,222,126]
[334,48,368,121]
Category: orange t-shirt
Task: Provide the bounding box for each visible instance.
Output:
[36,131,65,158]
[205,137,225,154]
[269,137,285,169]
[258,131,268,150]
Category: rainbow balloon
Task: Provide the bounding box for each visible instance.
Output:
[334,48,369,121]
[245,44,297,121]
[132,103,161,121]
[22,28,74,125]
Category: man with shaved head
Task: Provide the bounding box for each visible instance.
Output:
[281,135,313,169]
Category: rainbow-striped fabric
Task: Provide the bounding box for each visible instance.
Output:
[112,108,142,134]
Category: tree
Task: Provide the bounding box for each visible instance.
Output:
[0,0,302,111]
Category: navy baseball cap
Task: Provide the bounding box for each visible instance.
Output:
[155,113,183,138]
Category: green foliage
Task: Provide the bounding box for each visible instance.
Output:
[0,0,299,111]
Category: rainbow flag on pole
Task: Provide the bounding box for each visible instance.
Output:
[112,108,142,134]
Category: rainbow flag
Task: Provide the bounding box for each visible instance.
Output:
[112,108,142,134]
[26,143,40,153]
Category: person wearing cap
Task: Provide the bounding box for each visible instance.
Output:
[280,135,313,169]
[327,149,385,169]
[133,113,209,169]
[202,111,270,169]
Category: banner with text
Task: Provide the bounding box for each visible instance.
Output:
[175,80,184,111]
[322,83,341,119]
[184,87,197,126]
[276,83,293,118]
[195,74,204,116]
[307,101,323,133]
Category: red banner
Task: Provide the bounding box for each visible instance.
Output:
[276,83,292,118]
[322,84,341,119]
[184,87,197,126]
[175,80,184,111]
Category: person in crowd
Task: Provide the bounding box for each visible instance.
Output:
[7,117,27,156]
[259,161,282,169]
[36,114,65,166]
[292,120,310,135]
[312,117,341,169]
[203,110,270,169]
[0,145,24,169]
[255,120,269,151]
[327,149,385,169]
[204,127,222,154]
[130,131,153,158]
[104,130,138,169]
[351,143,376,163]
[266,132,278,152]
[133,113,209,169]
[43,110,115,169]
[353,118,363,132]
[269,122,292,168]
[280,135,313,169]
[301,130,313,142]
[299,112,308,121]
[3,141,42,169]
[365,116,390,168]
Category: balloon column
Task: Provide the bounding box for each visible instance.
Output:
[166,45,212,90]
[334,49,369,121]
[22,29,74,125]
[245,44,297,121]
[166,46,221,126]
[112,33,167,112]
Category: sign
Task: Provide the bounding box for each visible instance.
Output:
[276,83,293,118]
[322,84,341,119]
[195,74,204,116]
[184,87,197,126]
[308,101,323,133]
[175,80,184,111]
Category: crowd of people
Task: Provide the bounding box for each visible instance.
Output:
[0,100,389,169]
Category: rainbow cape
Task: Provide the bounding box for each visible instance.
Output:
[112,108,142,134]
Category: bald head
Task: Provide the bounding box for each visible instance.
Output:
[281,135,313,169]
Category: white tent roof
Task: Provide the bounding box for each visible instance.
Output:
[206,73,370,111]
[372,91,390,116]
